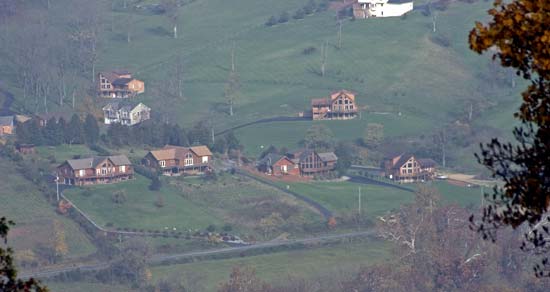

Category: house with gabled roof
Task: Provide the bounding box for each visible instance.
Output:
[98,70,145,98]
[257,153,300,176]
[286,149,338,176]
[0,116,14,135]
[103,101,151,126]
[383,152,437,183]
[311,89,358,120]
[56,155,133,185]
[143,145,213,176]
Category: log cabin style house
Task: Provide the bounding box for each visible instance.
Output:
[143,145,213,176]
[258,149,338,176]
[56,155,134,186]
[311,89,358,120]
[98,70,145,98]
[383,153,437,183]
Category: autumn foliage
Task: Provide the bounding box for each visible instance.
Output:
[469,0,550,276]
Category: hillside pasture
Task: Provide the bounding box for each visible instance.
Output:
[0,158,97,268]
[63,173,320,239]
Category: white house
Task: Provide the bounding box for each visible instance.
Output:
[353,0,413,18]
[102,102,151,126]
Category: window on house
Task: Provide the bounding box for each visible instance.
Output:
[120,165,126,173]
[79,169,85,177]
[101,168,107,175]
[185,153,193,166]
[160,160,166,167]
[202,156,209,163]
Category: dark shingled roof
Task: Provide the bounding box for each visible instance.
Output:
[318,152,338,162]
[418,158,437,168]
[65,155,132,170]
[112,78,133,86]
[258,153,284,167]
[0,116,14,126]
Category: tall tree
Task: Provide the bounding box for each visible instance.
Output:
[468,0,550,277]
[161,0,180,39]
[66,114,83,145]
[0,217,49,291]
[363,123,384,148]
[84,114,100,145]
[303,124,335,151]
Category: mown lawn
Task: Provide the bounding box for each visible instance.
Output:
[63,173,320,238]
[275,179,481,218]
[151,238,391,292]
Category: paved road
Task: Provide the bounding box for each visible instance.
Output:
[215,116,309,136]
[348,175,414,193]
[21,229,375,279]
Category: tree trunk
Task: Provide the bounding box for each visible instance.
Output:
[432,14,437,33]
[468,102,473,121]
[337,21,342,49]
[173,24,177,39]
[229,99,233,116]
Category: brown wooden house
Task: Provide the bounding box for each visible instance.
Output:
[311,89,358,120]
[98,70,145,98]
[143,145,213,176]
[257,153,300,176]
[383,153,437,183]
[0,116,14,135]
[287,149,338,176]
[56,155,134,186]
[16,144,35,155]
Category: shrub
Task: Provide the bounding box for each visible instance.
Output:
[303,46,316,55]
[149,177,162,191]
[222,224,233,232]
[265,16,277,26]
[293,9,305,20]
[278,11,289,23]
[303,0,316,15]
[206,224,216,232]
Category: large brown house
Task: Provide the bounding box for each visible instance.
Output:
[311,89,358,120]
[57,155,133,185]
[143,145,213,176]
[98,70,145,98]
[286,149,338,176]
[383,153,437,183]
[257,153,300,176]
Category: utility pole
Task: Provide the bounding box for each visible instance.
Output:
[56,176,60,202]
[358,186,362,214]
[480,185,485,207]
[211,126,215,144]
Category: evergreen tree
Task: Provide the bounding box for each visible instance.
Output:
[66,114,83,144]
[225,131,241,151]
[83,114,100,145]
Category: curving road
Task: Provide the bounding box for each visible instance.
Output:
[235,169,333,219]
[21,229,375,280]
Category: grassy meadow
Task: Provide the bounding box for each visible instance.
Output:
[63,173,321,239]
[150,238,391,292]
[0,158,97,266]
